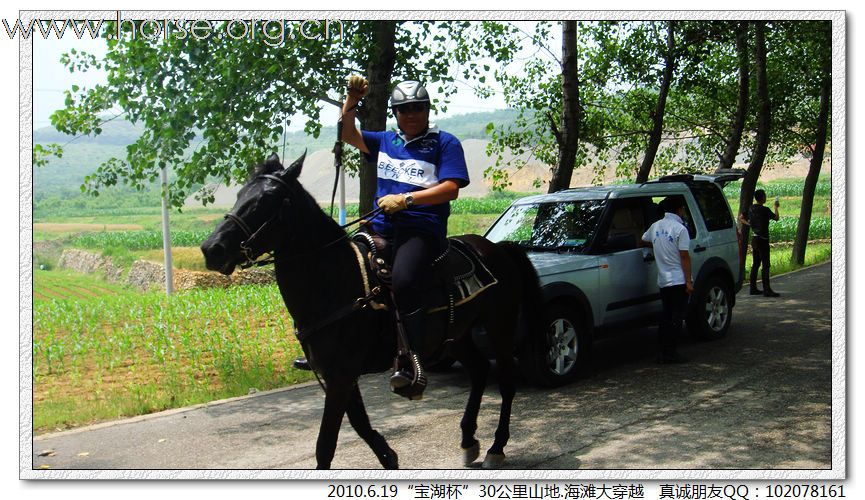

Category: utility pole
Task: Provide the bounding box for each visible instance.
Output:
[339,161,346,225]
[160,165,174,295]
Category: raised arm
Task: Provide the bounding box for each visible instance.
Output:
[341,75,370,155]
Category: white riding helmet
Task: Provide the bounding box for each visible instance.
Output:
[390,81,431,110]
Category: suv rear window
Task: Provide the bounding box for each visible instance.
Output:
[689,183,734,232]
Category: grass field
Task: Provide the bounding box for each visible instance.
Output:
[33,271,313,434]
[744,242,833,279]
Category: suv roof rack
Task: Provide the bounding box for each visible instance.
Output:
[653,174,694,183]
[648,169,746,188]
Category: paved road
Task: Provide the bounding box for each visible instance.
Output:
[32,263,833,471]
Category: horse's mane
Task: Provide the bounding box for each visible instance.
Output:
[249,155,283,180]
[249,155,346,238]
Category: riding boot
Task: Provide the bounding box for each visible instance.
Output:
[390,308,427,400]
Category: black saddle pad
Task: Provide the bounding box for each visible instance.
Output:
[429,238,498,313]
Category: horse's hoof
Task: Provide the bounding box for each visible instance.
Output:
[462,442,480,466]
[482,452,506,469]
[381,448,399,470]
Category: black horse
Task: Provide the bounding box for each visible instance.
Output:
[201,154,545,469]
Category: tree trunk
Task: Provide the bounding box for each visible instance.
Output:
[358,22,397,214]
[548,21,580,193]
[737,21,771,280]
[717,21,750,171]
[791,45,831,265]
[636,21,676,184]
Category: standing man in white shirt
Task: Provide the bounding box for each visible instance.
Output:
[641,196,693,364]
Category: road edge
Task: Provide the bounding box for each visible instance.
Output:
[33,379,323,441]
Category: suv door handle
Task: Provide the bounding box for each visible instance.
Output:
[644,253,655,263]
[694,245,707,253]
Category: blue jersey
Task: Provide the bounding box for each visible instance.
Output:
[361,126,470,241]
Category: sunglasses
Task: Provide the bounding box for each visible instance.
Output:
[395,102,428,114]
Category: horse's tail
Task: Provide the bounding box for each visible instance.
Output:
[495,241,546,343]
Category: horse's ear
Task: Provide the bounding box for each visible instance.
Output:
[284,150,306,180]
[265,153,282,168]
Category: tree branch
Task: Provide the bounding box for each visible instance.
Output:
[660,133,718,141]
[55,111,129,149]
[546,111,562,144]
[320,96,342,108]
[510,22,560,63]
[782,127,816,155]
[664,110,725,139]
[598,130,652,140]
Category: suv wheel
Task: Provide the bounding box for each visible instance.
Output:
[688,275,733,339]
[520,302,589,387]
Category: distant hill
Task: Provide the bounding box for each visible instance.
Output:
[33,108,522,199]
[193,137,550,207]
[33,108,821,210]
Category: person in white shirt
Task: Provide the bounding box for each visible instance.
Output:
[641,196,693,364]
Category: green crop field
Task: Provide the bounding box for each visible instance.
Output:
[32,271,313,433]
[34,270,132,303]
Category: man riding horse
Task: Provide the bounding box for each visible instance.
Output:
[296,76,470,400]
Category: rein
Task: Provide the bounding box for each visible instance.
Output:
[222,173,384,269]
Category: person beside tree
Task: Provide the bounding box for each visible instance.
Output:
[739,189,781,297]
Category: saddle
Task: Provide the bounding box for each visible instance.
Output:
[351,232,499,359]
[352,232,498,320]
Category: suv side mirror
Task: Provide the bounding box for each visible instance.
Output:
[605,233,636,252]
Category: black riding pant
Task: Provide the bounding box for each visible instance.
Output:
[750,236,771,289]
[659,284,687,356]
[391,232,446,314]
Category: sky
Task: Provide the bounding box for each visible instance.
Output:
[4,2,860,498]
[33,36,108,129]
[31,21,546,132]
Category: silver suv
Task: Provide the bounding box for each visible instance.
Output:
[485,172,745,386]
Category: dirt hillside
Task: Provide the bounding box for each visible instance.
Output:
[188,139,830,207]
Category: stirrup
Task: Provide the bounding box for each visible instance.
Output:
[390,352,427,400]
[292,357,312,371]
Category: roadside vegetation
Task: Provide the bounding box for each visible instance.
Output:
[744,242,832,278]
[33,272,311,434]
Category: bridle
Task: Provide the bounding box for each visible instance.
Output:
[222,174,293,269]
[222,173,383,269]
